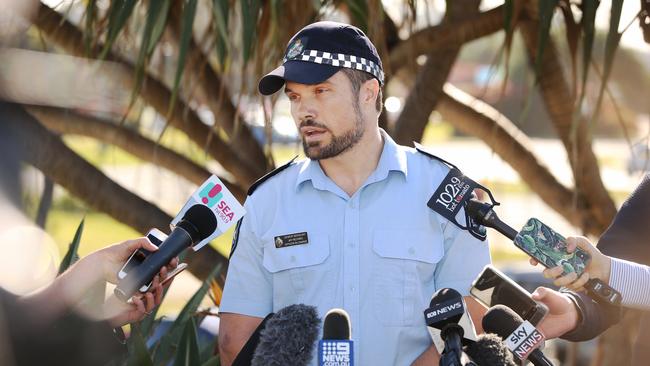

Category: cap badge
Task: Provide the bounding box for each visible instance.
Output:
[286,38,305,60]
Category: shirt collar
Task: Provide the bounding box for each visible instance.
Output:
[295,129,407,191]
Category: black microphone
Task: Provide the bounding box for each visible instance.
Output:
[482,305,554,366]
[424,288,467,366]
[319,308,354,366]
[114,204,217,301]
[232,313,275,366]
[251,304,320,366]
[464,333,517,366]
[465,199,622,306]
[464,199,518,240]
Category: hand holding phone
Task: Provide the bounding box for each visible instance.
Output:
[514,218,591,276]
[470,265,548,326]
[117,228,167,292]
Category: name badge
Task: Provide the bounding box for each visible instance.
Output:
[275,232,309,248]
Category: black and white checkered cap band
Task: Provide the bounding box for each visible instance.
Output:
[283,49,384,84]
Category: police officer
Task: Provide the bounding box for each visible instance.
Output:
[218,21,491,366]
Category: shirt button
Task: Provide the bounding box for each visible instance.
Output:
[290,255,296,262]
[408,247,415,255]
[348,242,354,248]
[349,200,356,209]
[350,286,355,292]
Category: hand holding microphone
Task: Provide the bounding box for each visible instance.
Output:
[115,204,217,301]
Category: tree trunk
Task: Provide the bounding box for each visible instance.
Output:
[1,102,228,284]
[437,84,602,235]
[34,4,265,187]
[28,106,246,201]
[519,20,616,233]
[392,0,481,145]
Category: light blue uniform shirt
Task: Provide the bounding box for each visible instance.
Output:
[221,131,491,365]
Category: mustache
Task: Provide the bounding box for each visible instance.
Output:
[299,119,328,130]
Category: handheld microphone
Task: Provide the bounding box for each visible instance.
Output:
[319,308,354,366]
[114,204,217,301]
[464,333,517,366]
[251,304,320,366]
[464,199,518,240]
[424,288,471,366]
[482,305,554,366]
[232,313,275,366]
[465,199,622,306]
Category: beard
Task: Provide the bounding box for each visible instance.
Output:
[301,102,365,160]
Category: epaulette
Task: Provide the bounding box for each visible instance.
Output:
[414,142,458,170]
[247,156,298,196]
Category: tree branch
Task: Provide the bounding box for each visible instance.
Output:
[33,4,265,187]
[519,19,616,233]
[389,5,506,73]
[438,84,602,235]
[1,102,228,284]
[392,0,481,145]
[27,106,246,201]
[167,2,270,172]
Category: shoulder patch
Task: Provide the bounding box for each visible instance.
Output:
[414,142,458,170]
[247,156,298,196]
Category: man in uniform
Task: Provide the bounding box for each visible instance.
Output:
[218,21,491,365]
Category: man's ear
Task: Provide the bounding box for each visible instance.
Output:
[360,78,379,106]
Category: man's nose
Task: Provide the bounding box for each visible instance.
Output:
[296,97,317,121]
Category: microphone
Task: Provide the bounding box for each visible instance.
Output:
[424,288,474,366]
[232,313,274,366]
[482,305,554,366]
[464,333,517,366]
[464,199,518,240]
[251,304,320,366]
[465,198,622,306]
[319,308,354,366]
[114,204,217,301]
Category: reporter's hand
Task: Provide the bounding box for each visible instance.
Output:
[94,237,158,284]
[529,236,612,291]
[105,273,171,327]
[532,287,579,339]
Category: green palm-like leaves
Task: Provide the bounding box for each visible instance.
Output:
[57,217,84,274]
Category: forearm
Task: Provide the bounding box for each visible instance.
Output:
[19,253,105,321]
[609,258,650,309]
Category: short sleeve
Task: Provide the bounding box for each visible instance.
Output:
[220,199,273,317]
[433,207,491,296]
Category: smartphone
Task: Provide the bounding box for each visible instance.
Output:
[470,265,548,326]
[160,262,188,287]
[514,218,591,276]
[117,228,168,292]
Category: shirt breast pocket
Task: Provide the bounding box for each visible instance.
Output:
[262,232,334,308]
[371,229,444,327]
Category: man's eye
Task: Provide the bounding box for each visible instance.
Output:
[316,88,328,94]
[288,94,298,101]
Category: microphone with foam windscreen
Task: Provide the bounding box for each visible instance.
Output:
[464,333,517,366]
[319,308,354,366]
[251,304,320,366]
[114,204,217,301]
[231,313,275,366]
[482,305,554,366]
